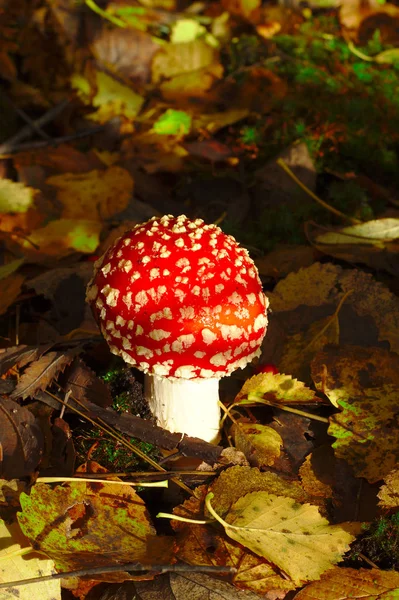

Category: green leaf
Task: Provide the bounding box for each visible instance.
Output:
[153,109,192,135]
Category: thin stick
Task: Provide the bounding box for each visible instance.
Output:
[0,99,69,154]
[0,562,236,590]
[71,470,217,478]
[45,389,193,495]
[277,158,361,225]
[0,127,105,156]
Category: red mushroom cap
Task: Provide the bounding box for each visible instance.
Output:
[86,215,268,379]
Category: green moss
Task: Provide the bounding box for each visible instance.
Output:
[350,512,399,569]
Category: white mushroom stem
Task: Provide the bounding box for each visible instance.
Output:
[144,375,221,443]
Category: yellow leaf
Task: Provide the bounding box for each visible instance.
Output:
[0,179,37,213]
[151,39,217,84]
[0,258,24,281]
[236,372,318,405]
[315,218,399,245]
[46,166,133,220]
[71,70,144,123]
[232,423,282,468]
[206,491,354,586]
[0,519,60,599]
[17,219,102,259]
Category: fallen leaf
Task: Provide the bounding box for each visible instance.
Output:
[207,490,354,586]
[17,480,163,574]
[378,469,399,509]
[209,466,311,519]
[311,219,399,276]
[0,178,37,213]
[221,0,261,20]
[232,423,282,468]
[312,345,399,482]
[46,166,134,220]
[294,566,399,599]
[0,273,25,315]
[0,344,48,376]
[0,258,24,280]
[72,70,144,123]
[169,572,262,599]
[279,315,340,382]
[0,397,44,479]
[151,39,217,83]
[299,453,334,500]
[235,372,319,406]
[255,245,317,279]
[152,109,192,136]
[10,349,79,401]
[14,218,102,260]
[0,519,60,600]
[172,485,295,596]
[268,263,399,354]
[92,27,159,86]
[63,358,112,408]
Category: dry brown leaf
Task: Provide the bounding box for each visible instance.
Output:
[10,349,79,401]
[378,469,399,509]
[299,453,334,499]
[0,273,25,315]
[0,344,49,376]
[294,566,399,599]
[0,397,44,479]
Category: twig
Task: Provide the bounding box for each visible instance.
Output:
[0,562,237,590]
[3,92,52,142]
[0,127,105,156]
[277,158,361,225]
[0,99,69,154]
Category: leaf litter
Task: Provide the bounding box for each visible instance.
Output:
[0,0,399,598]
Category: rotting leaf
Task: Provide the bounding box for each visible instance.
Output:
[17,481,169,575]
[0,397,44,479]
[312,345,399,482]
[294,566,399,599]
[232,423,282,468]
[10,349,81,401]
[206,491,354,586]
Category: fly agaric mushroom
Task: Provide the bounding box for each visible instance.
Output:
[86,215,268,442]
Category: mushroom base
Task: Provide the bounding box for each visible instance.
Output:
[144,375,221,443]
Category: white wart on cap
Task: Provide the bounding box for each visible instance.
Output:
[87,215,268,442]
